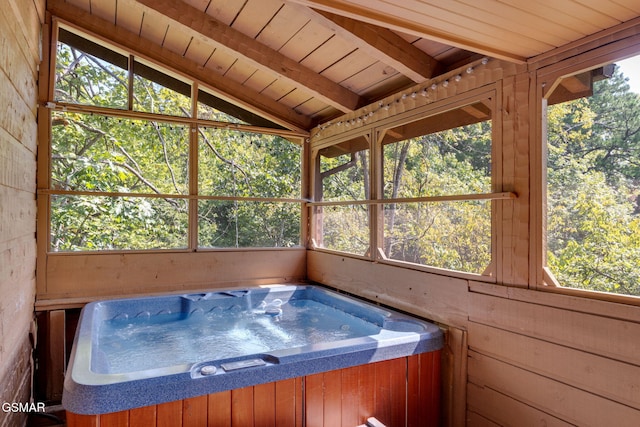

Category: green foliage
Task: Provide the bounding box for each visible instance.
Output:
[380,122,492,273]
[133,75,191,117]
[51,38,301,251]
[547,65,640,296]
[317,118,492,273]
[55,42,128,109]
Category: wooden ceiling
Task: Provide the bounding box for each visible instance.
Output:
[48,0,640,132]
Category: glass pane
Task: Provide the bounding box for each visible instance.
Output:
[198,200,301,248]
[546,56,640,296]
[315,205,370,256]
[382,102,492,198]
[383,201,491,274]
[55,30,128,109]
[51,112,189,195]
[50,195,188,251]
[133,61,192,117]
[198,128,301,198]
[318,137,369,202]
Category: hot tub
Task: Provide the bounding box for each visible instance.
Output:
[63,284,443,424]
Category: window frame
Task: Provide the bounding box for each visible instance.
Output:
[534,34,640,305]
[41,23,308,254]
[310,87,513,281]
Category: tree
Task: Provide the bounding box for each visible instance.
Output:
[51,36,302,251]
[547,65,640,296]
[381,120,492,273]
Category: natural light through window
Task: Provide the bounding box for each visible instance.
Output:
[546,54,640,297]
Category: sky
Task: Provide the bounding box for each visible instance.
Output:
[616,55,640,94]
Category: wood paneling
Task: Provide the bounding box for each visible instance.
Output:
[469,350,640,426]
[468,287,640,425]
[0,334,33,427]
[0,1,41,427]
[469,291,640,365]
[468,322,640,410]
[39,249,306,302]
[289,0,639,62]
[307,250,469,328]
[66,354,439,427]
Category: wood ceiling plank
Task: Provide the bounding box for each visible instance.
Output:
[412,39,461,62]
[525,0,619,29]
[256,3,311,52]
[204,48,237,75]
[339,61,401,95]
[348,70,412,101]
[293,97,331,117]
[613,0,640,14]
[90,0,116,23]
[183,37,216,67]
[310,105,337,122]
[161,26,193,55]
[288,0,530,62]
[574,0,639,22]
[231,0,283,39]
[373,0,556,53]
[204,0,245,26]
[260,79,297,102]
[48,0,312,131]
[278,88,315,110]
[320,50,377,88]
[299,34,356,73]
[278,20,334,62]
[139,11,168,46]
[116,1,144,35]
[223,59,258,84]
[134,0,363,112]
[239,68,275,93]
[452,0,583,45]
[311,10,442,82]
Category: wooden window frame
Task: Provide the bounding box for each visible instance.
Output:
[39,22,308,255]
[310,87,514,282]
[533,31,640,305]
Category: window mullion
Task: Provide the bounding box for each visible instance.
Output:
[189,83,199,251]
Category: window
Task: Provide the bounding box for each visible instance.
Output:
[313,137,371,256]
[379,99,494,274]
[48,27,302,252]
[197,128,301,248]
[545,54,640,297]
[311,94,501,276]
[50,113,190,251]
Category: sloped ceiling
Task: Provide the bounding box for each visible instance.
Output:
[48,0,640,132]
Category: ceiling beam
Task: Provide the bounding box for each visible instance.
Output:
[47,0,312,132]
[288,0,527,63]
[310,9,442,83]
[133,0,364,113]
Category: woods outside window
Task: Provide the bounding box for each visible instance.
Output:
[311,92,502,278]
[543,53,640,299]
[46,26,303,252]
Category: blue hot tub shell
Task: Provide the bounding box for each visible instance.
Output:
[62,284,443,415]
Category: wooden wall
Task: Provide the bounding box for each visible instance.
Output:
[0,0,44,425]
[308,252,640,426]
[37,249,307,305]
[308,20,640,426]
